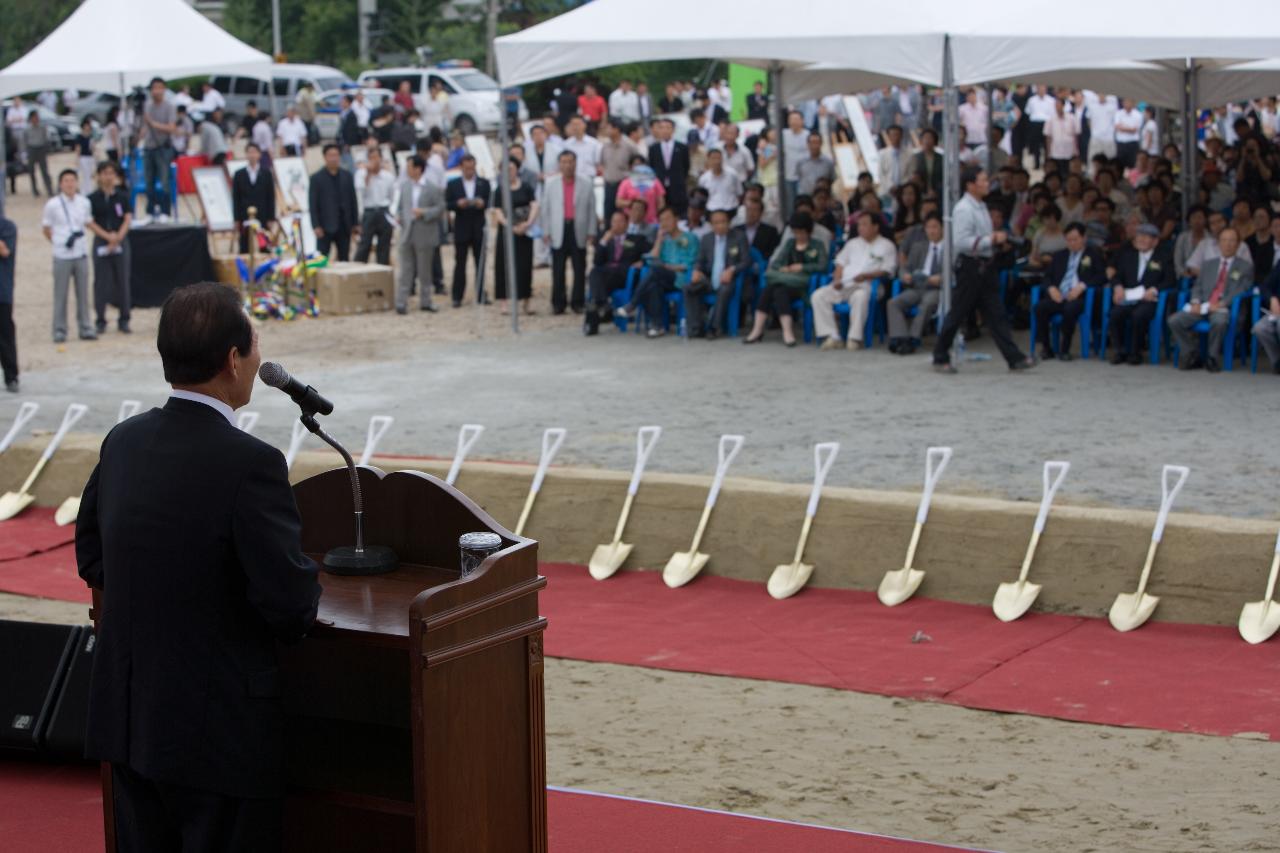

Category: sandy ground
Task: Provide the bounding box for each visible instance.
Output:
[5,592,1277,853]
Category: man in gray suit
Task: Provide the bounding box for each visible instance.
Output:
[1168,227,1254,372]
[395,155,445,314]
[539,150,598,313]
[687,208,751,338]
[887,213,945,355]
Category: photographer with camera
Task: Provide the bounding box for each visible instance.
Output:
[41,168,95,343]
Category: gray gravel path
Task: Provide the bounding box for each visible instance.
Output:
[4,327,1277,518]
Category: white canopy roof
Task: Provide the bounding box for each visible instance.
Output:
[496,0,1280,98]
[0,0,272,99]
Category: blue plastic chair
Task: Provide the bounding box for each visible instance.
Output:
[1028,285,1094,358]
[808,275,884,347]
[123,153,179,217]
[1098,288,1175,364]
[610,267,643,332]
[1171,288,1256,371]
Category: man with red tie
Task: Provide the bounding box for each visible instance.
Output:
[1167,227,1254,372]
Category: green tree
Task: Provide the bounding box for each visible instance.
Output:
[0,0,80,67]
[222,0,358,68]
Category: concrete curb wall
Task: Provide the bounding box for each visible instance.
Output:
[3,436,1273,627]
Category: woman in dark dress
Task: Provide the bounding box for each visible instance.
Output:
[491,156,539,315]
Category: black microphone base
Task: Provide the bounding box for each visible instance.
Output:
[323,545,399,576]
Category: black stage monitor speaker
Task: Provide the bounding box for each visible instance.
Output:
[0,620,82,753]
[45,626,96,759]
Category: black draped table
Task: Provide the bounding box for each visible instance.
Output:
[128,225,215,308]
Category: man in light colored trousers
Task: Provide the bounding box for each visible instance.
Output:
[813,214,897,350]
[41,169,95,342]
[395,156,444,314]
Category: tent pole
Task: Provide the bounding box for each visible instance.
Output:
[0,111,7,218]
[770,62,789,220]
[496,85,518,334]
[940,36,957,318]
[984,83,994,175]
[1181,58,1197,224]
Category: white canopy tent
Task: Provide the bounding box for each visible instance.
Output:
[492,0,1280,332]
[0,0,272,99]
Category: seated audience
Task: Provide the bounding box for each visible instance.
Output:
[585,210,650,335]
[1106,223,1176,365]
[1033,223,1106,361]
[887,213,945,356]
[744,213,828,347]
[1168,228,1254,372]
[812,215,898,351]
[616,205,701,338]
[686,208,751,338]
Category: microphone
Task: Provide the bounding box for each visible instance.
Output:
[258,362,334,416]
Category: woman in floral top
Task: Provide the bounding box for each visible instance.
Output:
[744,212,828,347]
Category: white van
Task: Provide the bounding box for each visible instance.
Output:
[355,61,527,134]
[210,64,351,126]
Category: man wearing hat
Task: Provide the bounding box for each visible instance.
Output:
[1033,222,1107,361]
[1106,222,1176,364]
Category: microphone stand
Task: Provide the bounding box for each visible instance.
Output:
[300,412,398,576]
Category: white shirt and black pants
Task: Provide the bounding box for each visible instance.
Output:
[42,192,95,342]
[354,168,397,265]
[933,193,1030,369]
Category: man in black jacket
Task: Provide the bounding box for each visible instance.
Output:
[232,143,277,254]
[308,144,359,261]
[584,209,649,335]
[76,283,321,852]
[1107,223,1176,365]
[1033,223,1107,360]
[445,154,490,307]
[648,117,689,216]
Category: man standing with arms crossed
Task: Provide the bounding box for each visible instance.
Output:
[933,168,1034,374]
[141,78,177,220]
[77,283,322,851]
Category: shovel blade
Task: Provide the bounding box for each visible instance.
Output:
[588,541,633,580]
[878,568,925,607]
[663,550,709,588]
[0,490,34,521]
[992,580,1042,622]
[1108,590,1160,632]
[54,496,80,527]
[767,561,813,600]
[1238,600,1280,645]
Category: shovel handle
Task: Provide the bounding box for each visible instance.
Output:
[284,418,309,470]
[41,403,89,461]
[0,401,39,453]
[116,400,142,424]
[446,424,486,486]
[530,428,567,495]
[236,410,260,434]
[1033,461,1071,534]
[626,426,662,496]
[514,491,537,538]
[1263,549,1280,605]
[358,415,395,466]
[914,446,952,525]
[806,442,840,518]
[1152,464,1190,543]
[704,434,744,510]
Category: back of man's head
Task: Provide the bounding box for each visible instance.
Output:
[158,284,252,386]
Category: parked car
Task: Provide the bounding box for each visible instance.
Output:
[313,87,394,141]
[0,100,73,150]
[210,64,351,128]
[64,92,122,127]
[356,61,527,134]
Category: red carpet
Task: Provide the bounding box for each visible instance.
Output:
[538,564,1280,740]
[0,544,88,604]
[0,762,975,852]
[0,508,75,561]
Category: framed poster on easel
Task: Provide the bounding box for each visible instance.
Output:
[192,166,236,233]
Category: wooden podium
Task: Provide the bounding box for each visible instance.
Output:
[96,466,548,853]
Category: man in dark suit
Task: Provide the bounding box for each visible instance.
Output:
[76,283,321,852]
[308,144,359,261]
[584,209,649,335]
[232,143,277,254]
[445,154,490,307]
[1246,207,1279,281]
[734,194,780,259]
[1107,223,1176,365]
[746,81,769,121]
[1033,222,1106,361]
[687,208,751,338]
[910,128,944,198]
[648,117,689,215]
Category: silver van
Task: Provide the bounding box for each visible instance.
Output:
[355,62,527,134]
[210,64,351,126]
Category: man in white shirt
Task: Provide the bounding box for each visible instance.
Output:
[887,213,944,354]
[1025,86,1056,169]
[957,89,988,149]
[813,214,898,350]
[1082,91,1117,162]
[608,80,641,125]
[1186,209,1252,276]
[198,82,225,116]
[172,85,195,112]
[781,110,810,203]
[561,116,601,178]
[718,123,754,181]
[877,124,910,198]
[353,148,397,265]
[1113,98,1143,169]
[41,169,95,343]
[697,149,743,213]
[276,105,308,157]
[350,91,371,131]
[690,108,720,149]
